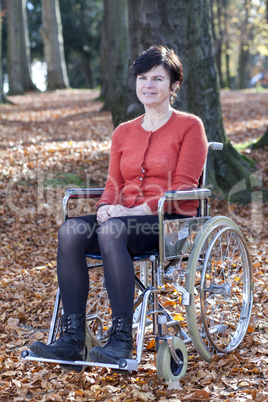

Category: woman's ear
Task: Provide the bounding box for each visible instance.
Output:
[172,81,180,93]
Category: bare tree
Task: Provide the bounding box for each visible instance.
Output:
[40,0,69,90]
[20,0,35,91]
[0,0,8,102]
[237,0,252,89]
[100,0,129,120]
[7,0,35,94]
[210,0,227,88]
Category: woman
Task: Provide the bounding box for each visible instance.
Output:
[30,45,207,366]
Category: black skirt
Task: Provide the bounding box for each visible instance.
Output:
[78,213,190,257]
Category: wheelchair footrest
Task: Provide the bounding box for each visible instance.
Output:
[21,349,139,372]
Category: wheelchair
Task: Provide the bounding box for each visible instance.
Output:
[22,142,253,381]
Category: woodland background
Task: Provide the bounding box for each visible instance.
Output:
[0,0,268,401]
[1,0,268,192]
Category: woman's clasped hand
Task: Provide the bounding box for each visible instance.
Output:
[96,203,152,224]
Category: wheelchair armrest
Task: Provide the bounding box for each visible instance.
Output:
[163,188,211,201]
[157,187,211,244]
[157,188,211,287]
[64,188,104,199]
[62,188,104,221]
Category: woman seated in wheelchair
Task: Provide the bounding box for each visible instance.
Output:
[30,45,207,366]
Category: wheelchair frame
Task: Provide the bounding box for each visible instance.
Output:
[22,142,253,381]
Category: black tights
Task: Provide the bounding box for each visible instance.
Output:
[57,217,136,318]
[57,213,189,318]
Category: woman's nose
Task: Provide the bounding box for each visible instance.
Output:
[145,79,154,87]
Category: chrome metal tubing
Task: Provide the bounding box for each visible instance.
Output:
[22,352,139,372]
[164,188,211,201]
[157,197,165,287]
[62,188,104,222]
[47,288,61,344]
[151,257,159,334]
[157,188,211,285]
[202,142,223,189]
[136,288,154,364]
[166,336,183,365]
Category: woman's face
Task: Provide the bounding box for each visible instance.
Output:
[136,64,177,108]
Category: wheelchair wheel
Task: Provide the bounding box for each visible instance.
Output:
[86,263,111,346]
[156,337,188,381]
[185,216,253,361]
[86,260,150,346]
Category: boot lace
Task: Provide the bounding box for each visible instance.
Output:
[59,314,72,335]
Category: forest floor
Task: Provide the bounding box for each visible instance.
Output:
[0,89,267,401]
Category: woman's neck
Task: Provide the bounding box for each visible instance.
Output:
[142,106,173,132]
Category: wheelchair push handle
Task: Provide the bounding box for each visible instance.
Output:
[208,142,223,151]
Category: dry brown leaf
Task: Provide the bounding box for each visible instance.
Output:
[7,318,20,328]
[132,388,155,400]
[191,389,211,400]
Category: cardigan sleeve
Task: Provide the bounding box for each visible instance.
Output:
[96,127,124,208]
[146,117,208,215]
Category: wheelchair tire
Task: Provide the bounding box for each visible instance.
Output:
[185,216,253,362]
[156,337,188,381]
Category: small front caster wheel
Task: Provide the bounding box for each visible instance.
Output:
[21,349,29,358]
[156,337,188,381]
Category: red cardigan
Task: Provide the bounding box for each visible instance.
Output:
[97,110,208,216]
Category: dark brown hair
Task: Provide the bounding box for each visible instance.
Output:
[131,45,183,94]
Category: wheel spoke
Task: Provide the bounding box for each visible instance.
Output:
[185,217,253,361]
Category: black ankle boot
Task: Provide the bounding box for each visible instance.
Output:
[30,313,86,364]
[88,316,133,364]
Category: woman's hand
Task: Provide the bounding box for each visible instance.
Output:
[97,203,152,224]
[96,205,111,224]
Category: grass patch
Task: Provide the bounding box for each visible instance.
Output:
[18,171,90,188]
[233,141,253,151]
[43,172,86,188]
[232,143,258,166]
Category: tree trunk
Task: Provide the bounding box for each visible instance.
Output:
[215,0,223,88]
[0,0,9,102]
[101,0,129,119]
[237,0,251,89]
[223,0,231,88]
[225,50,231,88]
[7,0,24,94]
[123,0,252,197]
[19,0,36,91]
[81,50,93,89]
[238,42,250,89]
[251,127,268,149]
[7,0,36,95]
[41,0,69,90]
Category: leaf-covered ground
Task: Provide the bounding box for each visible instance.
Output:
[0,89,267,401]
